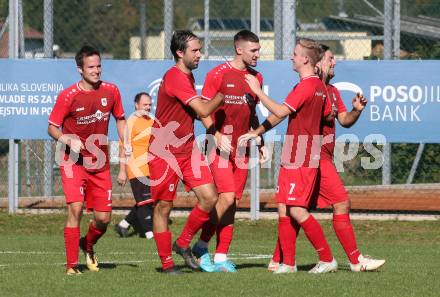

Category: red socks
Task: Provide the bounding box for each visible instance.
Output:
[272,236,282,263]
[200,220,217,243]
[154,231,174,270]
[215,224,234,254]
[85,222,106,252]
[64,227,80,268]
[176,205,210,248]
[301,215,333,262]
[275,214,358,264]
[333,214,361,264]
[278,216,300,266]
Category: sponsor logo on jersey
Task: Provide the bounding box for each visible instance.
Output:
[76,109,110,125]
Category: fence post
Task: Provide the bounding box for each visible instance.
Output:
[250,140,260,220]
[25,142,31,197]
[164,0,173,60]
[43,0,54,197]
[274,0,282,60]
[382,0,393,185]
[393,0,400,59]
[18,0,24,57]
[282,0,296,60]
[8,0,19,214]
[204,0,210,59]
[139,0,146,59]
[251,0,260,36]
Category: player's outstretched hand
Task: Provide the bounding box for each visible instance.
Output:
[60,135,84,154]
[353,92,368,112]
[215,131,233,154]
[244,74,263,96]
[238,131,259,147]
[117,169,127,186]
[259,145,270,164]
[70,138,84,154]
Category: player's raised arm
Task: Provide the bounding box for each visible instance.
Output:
[188,92,224,118]
[337,93,367,128]
[245,74,291,119]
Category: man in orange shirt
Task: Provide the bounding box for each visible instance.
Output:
[115,92,155,239]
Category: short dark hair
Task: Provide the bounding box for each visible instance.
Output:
[170,30,199,61]
[234,30,259,47]
[134,92,151,104]
[319,43,330,53]
[318,44,330,61]
[75,45,100,68]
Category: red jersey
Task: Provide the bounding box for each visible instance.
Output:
[202,62,262,154]
[281,75,331,168]
[321,84,347,160]
[152,66,199,157]
[49,81,125,171]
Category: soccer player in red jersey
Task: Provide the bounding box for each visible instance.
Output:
[269,45,386,272]
[48,45,126,275]
[240,38,337,273]
[148,30,225,274]
[269,45,385,272]
[191,30,269,272]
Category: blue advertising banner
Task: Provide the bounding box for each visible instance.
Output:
[0,59,438,142]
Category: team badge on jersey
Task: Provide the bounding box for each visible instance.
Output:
[101,98,107,106]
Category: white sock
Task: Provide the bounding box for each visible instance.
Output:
[214,253,227,263]
[196,240,209,249]
[145,231,154,239]
[118,219,130,229]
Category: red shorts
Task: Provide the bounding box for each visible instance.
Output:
[275,166,318,207]
[311,159,349,208]
[149,148,213,201]
[60,164,112,212]
[208,150,248,199]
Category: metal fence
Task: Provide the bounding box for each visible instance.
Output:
[3,0,440,60]
[1,0,440,212]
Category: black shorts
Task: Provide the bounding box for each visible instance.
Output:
[129,177,153,205]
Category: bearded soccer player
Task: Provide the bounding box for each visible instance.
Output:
[190,30,269,272]
[48,45,126,275]
[240,38,337,274]
[148,30,224,274]
[269,45,385,272]
[115,92,155,239]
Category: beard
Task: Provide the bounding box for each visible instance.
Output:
[185,60,199,70]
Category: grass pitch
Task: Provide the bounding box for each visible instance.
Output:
[0,211,439,297]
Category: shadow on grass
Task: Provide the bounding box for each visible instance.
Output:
[235,263,267,270]
[75,263,139,271]
[154,264,197,274]
[297,264,316,271]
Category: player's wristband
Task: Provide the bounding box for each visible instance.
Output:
[262,120,273,132]
[207,124,217,135]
